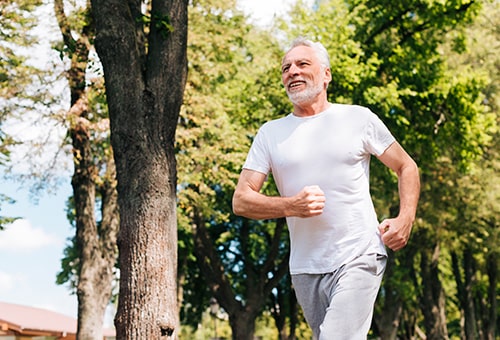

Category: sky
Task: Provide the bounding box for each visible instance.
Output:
[0,0,303,326]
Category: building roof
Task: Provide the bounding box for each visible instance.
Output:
[0,301,115,338]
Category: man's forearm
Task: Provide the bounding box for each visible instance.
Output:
[398,161,420,221]
[232,190,289,220]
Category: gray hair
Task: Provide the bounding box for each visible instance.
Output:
[285,37,331,69]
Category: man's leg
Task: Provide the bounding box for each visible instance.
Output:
[319,253,386,340]
[291,273,329,339]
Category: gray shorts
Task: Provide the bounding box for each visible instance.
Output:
[291,253,387,340]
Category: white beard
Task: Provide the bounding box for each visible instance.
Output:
[286,80,324,105]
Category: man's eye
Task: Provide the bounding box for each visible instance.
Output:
[282,66,289,73]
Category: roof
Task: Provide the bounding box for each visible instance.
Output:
[0,301,115,338]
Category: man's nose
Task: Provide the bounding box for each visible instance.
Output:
[288,63,300,75]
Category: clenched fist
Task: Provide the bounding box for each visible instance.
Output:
[289,185,326,218]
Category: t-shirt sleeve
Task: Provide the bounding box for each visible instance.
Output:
[363,111,396,156]
[242,128,271,175]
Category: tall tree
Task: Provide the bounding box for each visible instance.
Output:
[90,0,188,338]
[53,1,120,338]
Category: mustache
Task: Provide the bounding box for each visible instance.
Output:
[286,79,307,89]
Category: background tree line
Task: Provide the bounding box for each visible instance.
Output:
[0,0,498,339]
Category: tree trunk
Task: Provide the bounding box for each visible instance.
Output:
[451,240,499,340]
[75,156,119,340]
[375,254,403,340]
[271,288,286,338]
[452,247,483,340]
[228,310,258,340]
[91,0,188,338]
[286,288,298,340]
[484,251,497,340]
[270,274,298,340]
[71,112,119,340]
[55,1,119,338]
[71,100,117,340]
[463,248,479,339]
[420,244,449,340]
[451,251,467,339]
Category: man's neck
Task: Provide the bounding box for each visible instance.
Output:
[292,98,331,117]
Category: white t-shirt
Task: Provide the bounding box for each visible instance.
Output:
[243,103,395,274]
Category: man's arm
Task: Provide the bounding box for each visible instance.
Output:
[377,142,420,251]
[232,169,326,220]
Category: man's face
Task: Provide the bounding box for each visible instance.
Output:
[281,45,330,105]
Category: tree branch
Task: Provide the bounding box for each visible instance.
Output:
[54,0,76,51]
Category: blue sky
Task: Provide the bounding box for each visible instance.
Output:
[0,0,306,326]
[0,178,77,317]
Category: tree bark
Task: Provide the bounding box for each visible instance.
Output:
[271,274,298,340]
[288,289,298,340]
[484,251,497,340]
[71,111,119,340]
[463,248,480,340]
[420,244,449,340]
[375,253,404,340]
[74,151,119,340]
[462,248,479,339]
[91,0,188,338]
[54,1,119,338]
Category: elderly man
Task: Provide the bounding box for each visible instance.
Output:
[232,37,420,339]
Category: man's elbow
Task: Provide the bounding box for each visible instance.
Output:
[232,193,245,216]
[399,157,419,178]
[409,158,420,178]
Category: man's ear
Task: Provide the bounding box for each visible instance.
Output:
[324,67,332,87]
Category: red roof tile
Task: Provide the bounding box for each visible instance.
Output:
[0,301,115,337]
[0,301,76,334]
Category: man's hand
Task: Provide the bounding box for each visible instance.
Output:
[378,217,413,251]
[289,185,326,218]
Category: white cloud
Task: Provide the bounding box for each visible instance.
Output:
[0,219,61,251]
[0,270,15,291]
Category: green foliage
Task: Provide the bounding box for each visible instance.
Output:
[0,131,14,166]
[0,0,46,229]
[179,308,232,338]
[1,0,45,101]
[176,0,499,336]
[276,0,498,337]
[153,13,175,38]
[0,194,19,230]
[177,0,254,326]
[56,236,79,288]
[177,0,285,228]
[0,0,43,113]
[137,13,175,39]
[176,0,294,333]
[0,0,42,41]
